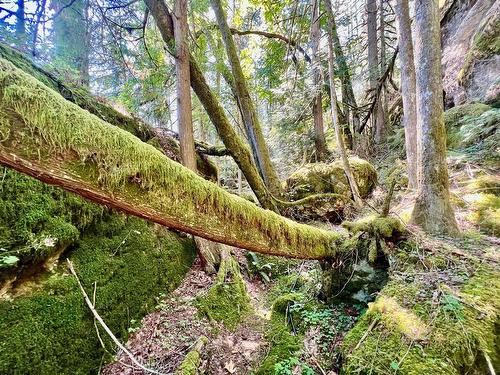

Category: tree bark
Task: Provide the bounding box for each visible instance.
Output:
[366,0,384,143]
[394,0,418,189]
[144,0,278,212]
[410,0,458,235]
[0,58,343,259]
[15,0,25,43]
[325,0,363,208]
[210,0,282,197]
[310,0,328,161]
[378,0,388,139]
[329,13,358,148]
[174,0,197,171]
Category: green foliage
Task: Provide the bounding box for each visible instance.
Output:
[0,216,196,374]
[274,356,315,375]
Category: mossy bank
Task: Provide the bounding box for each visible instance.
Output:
[0,170,196,374]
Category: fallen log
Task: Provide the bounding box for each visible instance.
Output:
[0,57,344,260]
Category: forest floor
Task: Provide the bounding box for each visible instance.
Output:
[102,152,499,375]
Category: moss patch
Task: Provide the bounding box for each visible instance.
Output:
[285,157,378,200]
[195,253,251,330]
[342,246,500,374]
[0,216,196,374]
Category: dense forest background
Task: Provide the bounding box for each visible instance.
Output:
[0,0,498,374]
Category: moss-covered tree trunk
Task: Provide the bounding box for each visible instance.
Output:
[144,0,278,211]
[0,58,345,259]
[410,0,459,235]
[210,0,283,196]
[325,0,364,208]
[395,0,418,189]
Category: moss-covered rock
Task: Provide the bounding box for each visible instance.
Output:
[286,157,377,200]
[0,169,196,374]
[284,157,377,221]
[444,104,499,165]
[0,216,196,374]
[0,169,104,289]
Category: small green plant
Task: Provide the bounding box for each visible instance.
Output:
[274,356,315,375]
[246,251,273,283]
[441,294,464,321]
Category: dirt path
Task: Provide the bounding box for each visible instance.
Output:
[103,252,270,375]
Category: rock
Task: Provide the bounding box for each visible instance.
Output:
[283,157,377,221]
[285,157,377,200]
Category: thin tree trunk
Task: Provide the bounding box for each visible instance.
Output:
[366,0,383,142]
[378,0,388,139]
[210,0,283,197]
[15,0,25,44]
[410,0,458,235]
[329,13,358,148]
[394,0,418,188]
[174,0,221,273]
[174,0,197,171]
[310,0,328,161]
[144,0,278,211]
[31,0,47,57]
[0,57,345,259]
[325,0,363,208]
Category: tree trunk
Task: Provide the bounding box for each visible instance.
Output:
[410,0,458,235]
[52,0,90,86]
[174,0,197,171]
[366,0,384,143]
[329,14,358,148]
[325,0,363,208]
[144,0,278,212]
[0,58,347,259]
[310,0,328,161]
[378,0,388,139]
[210,0,282,197]
[394,0,418,189]
[174,0,221,273]
[15,0,25,44]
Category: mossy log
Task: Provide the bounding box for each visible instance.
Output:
[0,58,345,260]
[0,43,218,182]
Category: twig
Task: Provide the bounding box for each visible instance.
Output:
[354,317,379,351]
[67,259,169,375]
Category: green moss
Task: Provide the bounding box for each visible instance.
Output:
[255,312,302,375]
[342,268,500,374]
[342,215,405,239]
[443,103,492,128]
[0,216,196,374]
[0,169,104,284]
[0,57,344,259]
[195,253,251,330]
[285,157,378,200]
[176,336,208,375]
[466,193,500,236]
